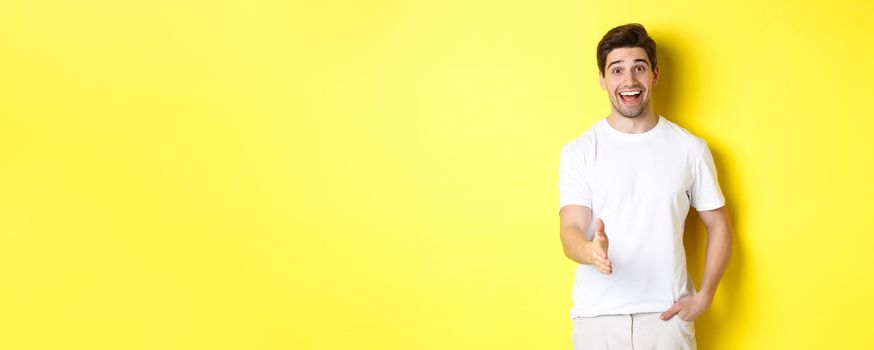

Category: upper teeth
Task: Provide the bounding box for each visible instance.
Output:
[620,91,641,96]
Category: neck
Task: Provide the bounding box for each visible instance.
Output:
[607,108,659,134]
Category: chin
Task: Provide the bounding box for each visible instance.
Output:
[614,105,645,118]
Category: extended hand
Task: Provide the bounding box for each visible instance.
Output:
[587,218,612,274]
[660,293,712,322]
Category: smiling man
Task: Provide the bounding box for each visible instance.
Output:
[558,23,733,349]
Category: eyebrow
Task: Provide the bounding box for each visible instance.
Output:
[607,58,650,69]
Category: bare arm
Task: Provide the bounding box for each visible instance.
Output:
[559,204,593,264]
[660,205,733,321]
[696,205,733,298]
[559,205,612,273]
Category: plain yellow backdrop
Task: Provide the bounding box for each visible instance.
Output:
[1,0,872,349]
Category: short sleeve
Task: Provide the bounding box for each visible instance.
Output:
[689,142,726,211]
[558,143,593,213]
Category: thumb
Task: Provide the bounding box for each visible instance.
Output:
[595,218,605,235]
[593,218,609,259]
[660,302,681,320]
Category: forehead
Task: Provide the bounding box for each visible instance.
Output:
[605,47,650,66]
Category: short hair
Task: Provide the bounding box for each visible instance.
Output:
[596,23,657,77]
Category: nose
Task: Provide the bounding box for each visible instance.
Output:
[623,70,638,85]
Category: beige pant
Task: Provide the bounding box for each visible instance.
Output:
[572,312,696,350]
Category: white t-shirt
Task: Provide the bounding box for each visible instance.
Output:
[558,114,725,319]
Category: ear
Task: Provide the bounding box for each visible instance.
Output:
[599,72,606,90]
[652,64,660,86]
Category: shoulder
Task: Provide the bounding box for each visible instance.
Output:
[561,119,601,156]
[661,116,709,155]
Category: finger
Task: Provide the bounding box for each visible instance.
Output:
[592,257,607,272]
[594,261,606,273]
[594,258,612,274]
[660,303,681,320]
[595,218,605,235]
[595,262,612,274]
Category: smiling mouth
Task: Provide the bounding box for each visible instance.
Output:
[618,90,642,104]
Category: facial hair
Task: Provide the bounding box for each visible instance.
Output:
[611,88,648,118]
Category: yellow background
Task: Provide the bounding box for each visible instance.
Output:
[1,0,872,349]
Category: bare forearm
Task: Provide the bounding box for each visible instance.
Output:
[699,223,732,298]
[561,226,593,265]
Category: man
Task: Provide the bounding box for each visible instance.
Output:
[558,23,732,350]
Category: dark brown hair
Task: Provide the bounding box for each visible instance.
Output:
[596,23,657,77]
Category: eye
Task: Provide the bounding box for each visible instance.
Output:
[634,65,646,72]
[612,68,621,74]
